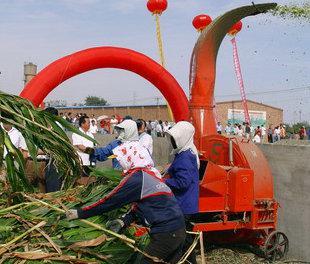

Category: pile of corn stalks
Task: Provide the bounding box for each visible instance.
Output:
[0,92,94,193]
[0,93,149,263]
[0,168,149,263]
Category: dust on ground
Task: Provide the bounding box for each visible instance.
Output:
[196,248,305,264]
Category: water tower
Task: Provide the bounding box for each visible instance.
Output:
[24,62,37,86]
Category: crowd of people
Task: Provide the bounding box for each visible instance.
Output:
[60,112,175,137]
[216,121,309,143]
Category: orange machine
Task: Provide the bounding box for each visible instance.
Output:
[189,3,288,261]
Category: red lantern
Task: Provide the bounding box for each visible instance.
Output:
[228,21,243,36]
[147,0,168,15]
[192,14,212,32]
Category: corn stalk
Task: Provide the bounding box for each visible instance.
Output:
[0,92,96,193]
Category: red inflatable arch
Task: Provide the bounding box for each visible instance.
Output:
[20,47,189,121]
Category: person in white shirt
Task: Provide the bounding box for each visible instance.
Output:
[162,121,170,134]
[72,116,95,176]
[253,134,261,143]
[2,123,28,158]
[89,119,98,135]
[237,124,243,137]
[136,119,153,155]
[110,115,118,134]
[155,120,163,137]
[216,122,223,134]
[225,123,231,135]
[90,114,97,125]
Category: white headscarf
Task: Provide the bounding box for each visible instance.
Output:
[112,141,161,178]
[115,120,139,142]
[166,121,200,167]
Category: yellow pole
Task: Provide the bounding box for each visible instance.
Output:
[154,13,174,121]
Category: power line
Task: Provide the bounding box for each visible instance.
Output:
[216,85,310,98]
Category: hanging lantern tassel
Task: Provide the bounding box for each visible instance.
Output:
[147,0,174,121]
[231,37,251,124]
[147,0,168,66]
[155,13,166,67]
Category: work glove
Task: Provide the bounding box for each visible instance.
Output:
[66,209,78,220]
[106,219,125,233]
[84,147,95,155]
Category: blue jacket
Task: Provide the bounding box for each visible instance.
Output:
[91,140,122,169]
[166,149,199,215]
[77,170,185,234]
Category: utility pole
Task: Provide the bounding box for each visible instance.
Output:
[299,110,302,123]
[132,92,137,106]
[155,97,160,106]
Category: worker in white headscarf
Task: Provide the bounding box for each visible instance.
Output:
[85,120,146,169]
[164,121,200,264]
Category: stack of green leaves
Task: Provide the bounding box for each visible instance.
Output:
[0,168,149,263]
[0,92,96,193]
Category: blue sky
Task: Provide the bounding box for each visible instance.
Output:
[0,0,309,123]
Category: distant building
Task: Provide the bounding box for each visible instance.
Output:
[23,62,37,85]
[57,99,283,126]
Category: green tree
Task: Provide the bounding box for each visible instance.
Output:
[84,96,107,106]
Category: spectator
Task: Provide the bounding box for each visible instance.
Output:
[123,115,133,120]
[225,123,232,135]
[253,132,261,143]
[156,120,163,137]
[237,124,243,137]
[245,123,251,139]
[89,119,98,135]
[299,126,307,140]
[137,119,153,155]
[233,123,239,135]
[90,114,97,125]
[274,126,280,142]
[280,124,286,139]
[256,126,262,138]
[72,116,95,177]
[2,121,28,159]
[67,112,73,123]
[163,121,170,134]
[216,121,222,134]
[146,120,152,135]
[268,125,274,143]
[110,115,118,134]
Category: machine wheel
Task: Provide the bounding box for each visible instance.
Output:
[263,231,289,261]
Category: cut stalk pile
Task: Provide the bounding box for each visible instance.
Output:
[0,168,149,263]
[0,93,149,263]
[0,92,96,193]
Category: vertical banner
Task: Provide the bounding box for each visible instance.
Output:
[231,37,250,124]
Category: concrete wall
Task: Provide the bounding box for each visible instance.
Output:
[258,144,310,261]
[93,134,310,260]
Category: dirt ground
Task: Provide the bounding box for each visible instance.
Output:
[196,248,302,264]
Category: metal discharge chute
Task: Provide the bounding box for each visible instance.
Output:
[189,3,277,150]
